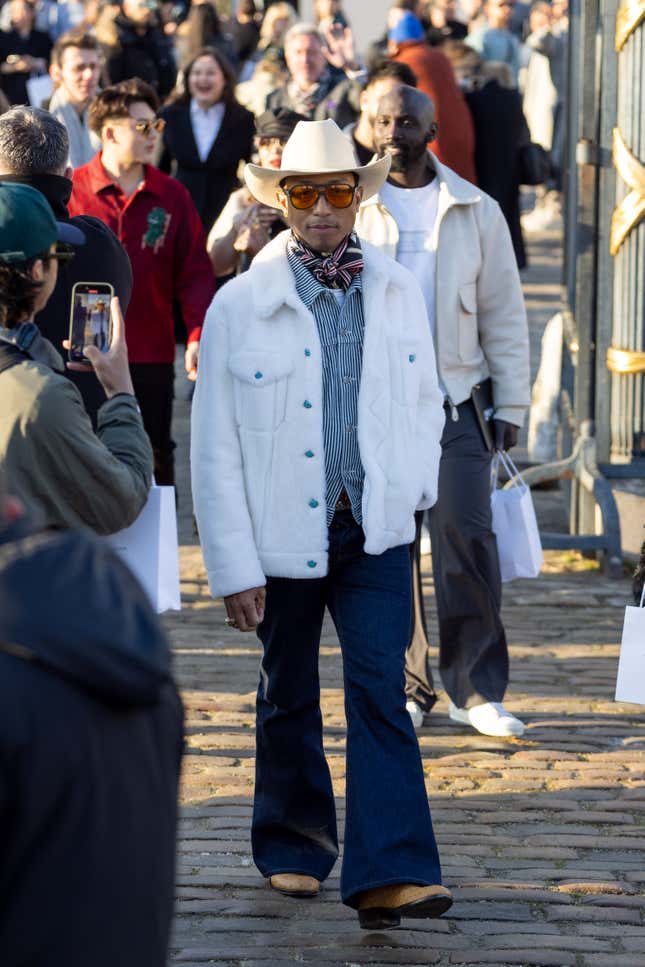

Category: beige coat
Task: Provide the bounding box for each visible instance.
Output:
[355,152,530,426]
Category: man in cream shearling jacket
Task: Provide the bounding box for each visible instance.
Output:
[191,119,453,929]
[356,85,531,739]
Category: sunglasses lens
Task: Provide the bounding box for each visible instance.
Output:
[289,186,318,209]
[326,185,354,208]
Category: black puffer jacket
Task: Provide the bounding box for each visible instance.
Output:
[0,517,184,967]
[105,14,177,97]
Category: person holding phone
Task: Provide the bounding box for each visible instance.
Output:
[0,106,134,426]
[0,181,153,535]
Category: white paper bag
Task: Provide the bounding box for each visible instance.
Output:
[615,588,645,705]
[26,73,54,107]
[105,485,181,613]
[490,451,544,582]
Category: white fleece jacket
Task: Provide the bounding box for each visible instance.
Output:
[191,231,445,599]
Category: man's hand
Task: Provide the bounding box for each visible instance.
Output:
[64,296,135,399]
[494,419,519,451]
[321,22,358,71]
[185,341,199,382]
[224,587,266,632]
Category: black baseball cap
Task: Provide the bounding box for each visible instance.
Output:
[255,109,307,141]
[0,182,85,264]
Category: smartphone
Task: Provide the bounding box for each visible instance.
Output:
[68,282,114,362]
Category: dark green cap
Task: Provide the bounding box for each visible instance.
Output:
[0,182,85,264]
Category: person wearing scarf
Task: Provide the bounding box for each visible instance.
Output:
[48,32,102,169]
[192,119,451,929]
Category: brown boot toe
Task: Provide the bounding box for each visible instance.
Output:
[269,874,320,897]
[358,883,453,930]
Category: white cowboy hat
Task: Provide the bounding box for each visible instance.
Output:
[244,118,391,209]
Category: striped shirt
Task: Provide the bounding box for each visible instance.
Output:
[288,247,365,525]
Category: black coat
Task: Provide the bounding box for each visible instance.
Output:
[0,517,184,967]
[465,79,529,269]
[159,99,255,231]
[0,171,134,424]
[0,28,52,105]
[105,14,176,98]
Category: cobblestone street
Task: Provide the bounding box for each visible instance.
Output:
[165,230,645,967]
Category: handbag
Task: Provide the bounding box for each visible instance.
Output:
[615,587,645,705]
[490,451,544,582]
[518,141,550,186]
[103,485,181,613]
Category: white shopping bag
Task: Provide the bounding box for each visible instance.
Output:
[490,451,544,582]
[26,73,53,107]
[105,485,181,613]
[615,588,645,705]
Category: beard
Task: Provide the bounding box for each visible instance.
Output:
[379,140,426,173]
[387,151,409,172]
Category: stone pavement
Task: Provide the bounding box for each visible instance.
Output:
[164,228,645,967]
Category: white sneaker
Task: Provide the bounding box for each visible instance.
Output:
[406,700,425,729]
[448,701,525,737]
[521,194,562,233]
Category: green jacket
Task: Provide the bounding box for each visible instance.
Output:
[0,339,153,535]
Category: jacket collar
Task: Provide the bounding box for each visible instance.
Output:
[249,229,405,319]
[82,152,166,199]
[0,172,72,219]
[361,149,481,212]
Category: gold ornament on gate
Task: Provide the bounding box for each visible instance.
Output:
[615,0,645,51]
[610,127,645,256]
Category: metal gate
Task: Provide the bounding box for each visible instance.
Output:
[522,0,645,572]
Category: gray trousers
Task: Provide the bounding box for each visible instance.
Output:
[406,399,509,711]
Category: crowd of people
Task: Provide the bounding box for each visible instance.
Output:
[0,0,570,963]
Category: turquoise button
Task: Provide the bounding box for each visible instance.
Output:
[309,499,319,508]
[305,450,314,458]
[304,348,311,357]
[408,354,416,363]
[254,371,263,379]
[303,400,312,409]
[307,560,317,568]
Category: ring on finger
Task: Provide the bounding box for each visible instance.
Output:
[224,616,237,627]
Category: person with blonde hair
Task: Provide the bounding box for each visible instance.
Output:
[257,1,297,63]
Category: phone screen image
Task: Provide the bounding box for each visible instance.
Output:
[69,284,113,362]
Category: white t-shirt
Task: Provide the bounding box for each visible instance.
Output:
[378,178,440,340]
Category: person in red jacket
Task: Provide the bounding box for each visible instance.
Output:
[70,78,216,487]
[387,10,476,184]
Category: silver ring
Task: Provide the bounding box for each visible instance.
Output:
[225,617,237,627]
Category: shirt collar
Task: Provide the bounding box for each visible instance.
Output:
[287,246,362,310]
[190,98,225,120]
[84,152,165,199]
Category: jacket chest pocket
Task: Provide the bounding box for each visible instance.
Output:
[391,341,421,407]
[228,350,293,431]
[457,282,480,362]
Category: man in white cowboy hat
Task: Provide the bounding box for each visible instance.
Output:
[191,119,452,929]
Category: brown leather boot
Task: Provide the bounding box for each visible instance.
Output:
[357,882,453,929]
[268,874,320,897]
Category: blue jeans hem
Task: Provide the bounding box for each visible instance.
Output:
[342,874,443,909]
[259,866,329,881]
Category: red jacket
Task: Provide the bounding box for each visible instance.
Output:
[393,41,477,184]
[69,154,216,364]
